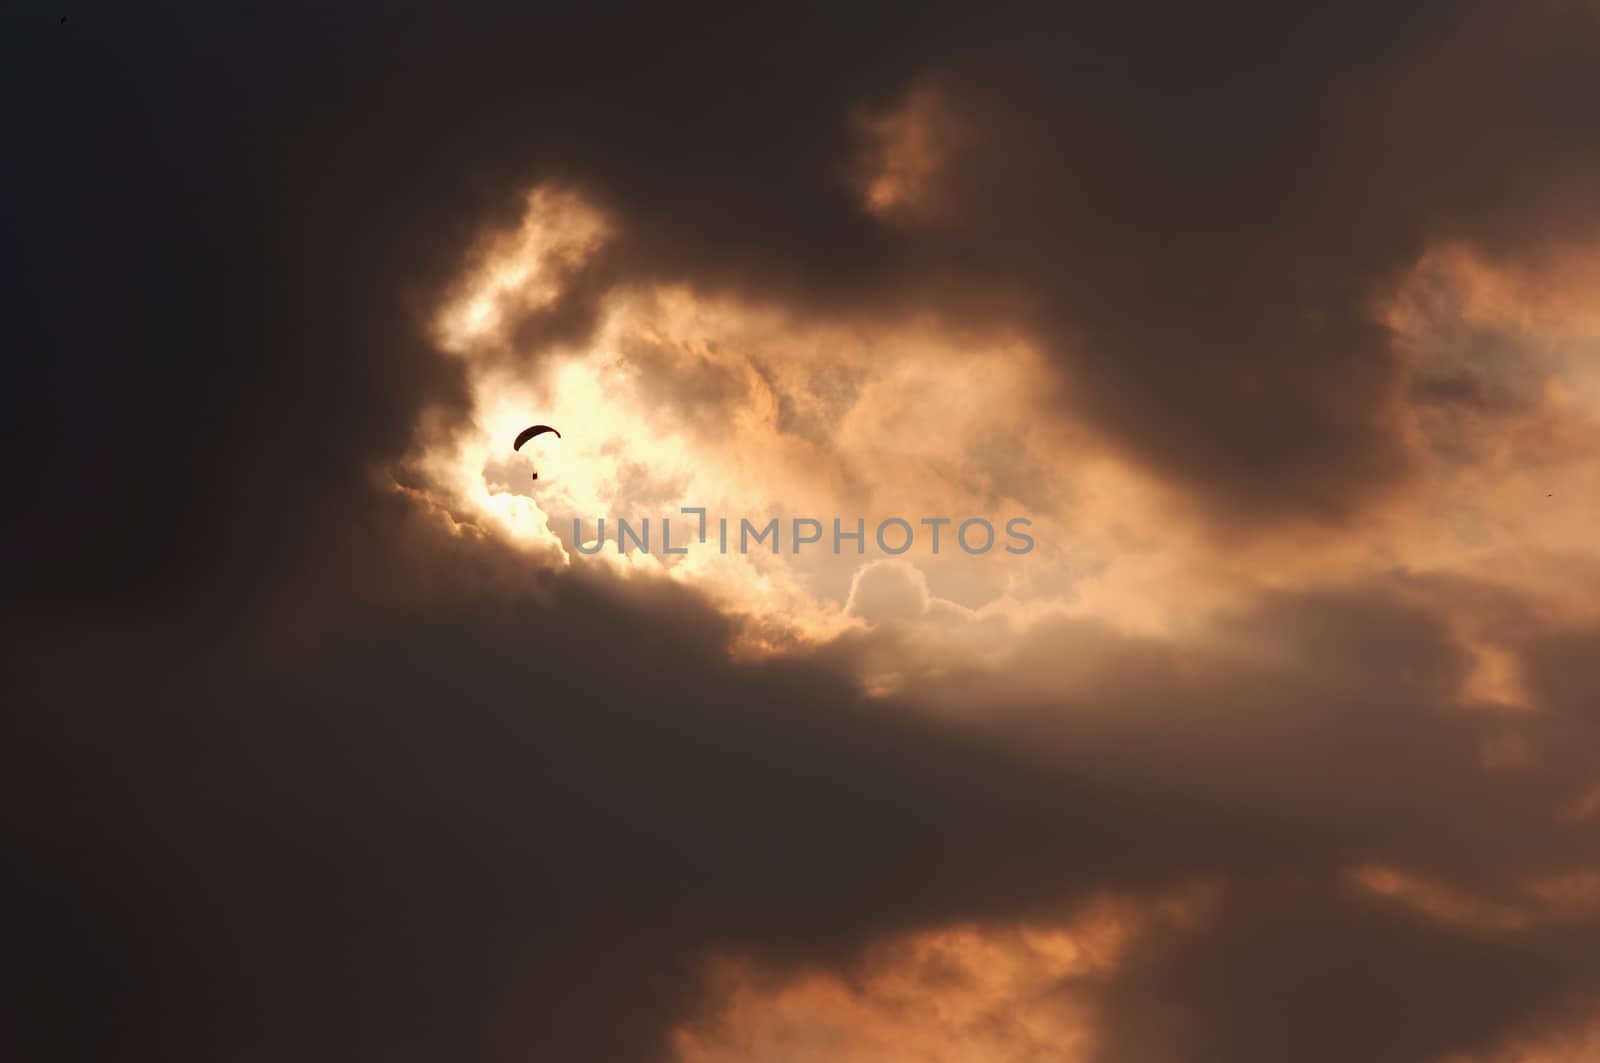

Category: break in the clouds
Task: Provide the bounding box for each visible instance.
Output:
[6,2,1600,1061]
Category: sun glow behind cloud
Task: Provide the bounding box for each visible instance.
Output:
[416,186,1116,652]
[412,183,1600,689]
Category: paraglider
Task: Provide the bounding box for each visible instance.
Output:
[513,424,560,480]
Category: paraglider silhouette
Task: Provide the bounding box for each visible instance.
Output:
[513,424,560,480]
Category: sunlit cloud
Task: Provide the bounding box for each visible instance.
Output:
[416,185,1118,651]
[671,888,1219,1063]
[412,183,1600,731]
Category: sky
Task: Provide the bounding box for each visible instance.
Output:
[5,2,1600,1061]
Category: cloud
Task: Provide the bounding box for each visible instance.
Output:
[8,3,1600,1062]
[845,559,933,623]
[1084,876,1600,1063]
[11,505,1600,1060]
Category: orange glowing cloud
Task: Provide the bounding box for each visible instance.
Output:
[852,83,973,224]
[412,181,1600,724]
[671,888,1220,1063]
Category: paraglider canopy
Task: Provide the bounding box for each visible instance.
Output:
[513,424,560,481]
[513,424,560,450]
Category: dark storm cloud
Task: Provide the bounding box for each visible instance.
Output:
[6,3,1600,1062]
[0,518,1241,1062]
[10,516,1600,1061]
[864,2,1600,525]
[1085,876,1600,1063]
